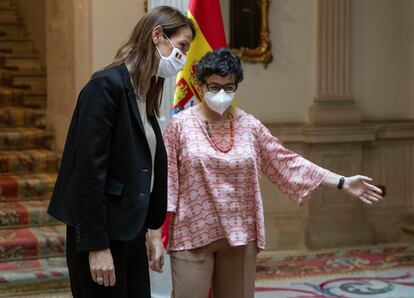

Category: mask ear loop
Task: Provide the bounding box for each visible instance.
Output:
[163,33,174,47]
[155,45,164,59]
[154,31,174,60]
[163,32,186,60]
[158,33,178,59]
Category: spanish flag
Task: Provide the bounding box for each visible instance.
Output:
[171,0,227,114]
[162,0,227,249]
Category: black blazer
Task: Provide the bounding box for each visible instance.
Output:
[48,64,167,252]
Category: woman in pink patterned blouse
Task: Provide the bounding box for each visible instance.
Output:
[148,48,383,298]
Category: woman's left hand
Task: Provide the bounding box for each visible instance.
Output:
[342,175,383,204]
[148,238,164,272]
[146,229,164,273]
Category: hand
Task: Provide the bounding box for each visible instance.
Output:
[147,237,164,273]
[342,175,383,204]
[89,248,116,287]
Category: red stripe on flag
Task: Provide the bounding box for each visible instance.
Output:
[189,0,227,50]
[161,212,171,248]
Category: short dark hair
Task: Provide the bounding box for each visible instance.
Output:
[196,48,244,84]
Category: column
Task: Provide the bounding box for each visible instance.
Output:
[309,0,361,125]
[46,0,92,152]
[411,0,414,118]
[304,0,376,249]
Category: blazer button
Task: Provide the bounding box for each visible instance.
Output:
[75,225,81,243]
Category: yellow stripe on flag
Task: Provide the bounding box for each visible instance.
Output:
[173,11,213,111]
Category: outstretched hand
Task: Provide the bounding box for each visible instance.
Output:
[342,175,383,204]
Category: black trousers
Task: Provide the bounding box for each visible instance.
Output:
[66,225,150,298]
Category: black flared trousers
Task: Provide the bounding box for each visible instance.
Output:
[66,225,150,298]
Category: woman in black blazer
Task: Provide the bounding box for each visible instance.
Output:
[47,6,195,297]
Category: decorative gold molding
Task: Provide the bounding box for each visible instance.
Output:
[144,0,273,68]
[144,0,148,14]
[232,0,273,68]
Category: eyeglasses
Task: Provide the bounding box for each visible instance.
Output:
[204,82,238,93]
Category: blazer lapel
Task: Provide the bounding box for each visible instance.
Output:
[118,64,151,153]
[150,115,167,182]
[150,116,163,149]
[127,87,146,136]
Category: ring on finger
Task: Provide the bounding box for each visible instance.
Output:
[96,276,104,284]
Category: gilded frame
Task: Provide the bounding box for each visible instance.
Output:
[144,0,273,68]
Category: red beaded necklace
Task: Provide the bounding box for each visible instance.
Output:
[204,114,235,153]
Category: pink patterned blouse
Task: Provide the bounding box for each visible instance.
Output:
[163,107,329,251]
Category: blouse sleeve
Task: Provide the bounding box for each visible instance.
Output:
[256,120,329,205]
[163,117,180,212]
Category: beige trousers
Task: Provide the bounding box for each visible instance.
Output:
[170,239,257,298]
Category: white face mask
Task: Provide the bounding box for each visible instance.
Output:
[204,89,235,115]
[156,34,187,78]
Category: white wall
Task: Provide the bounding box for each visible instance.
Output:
[237,0,318,123]
[91,0,145,71]
[352,0,412,121]
[145,0,319,124]
[88,0,413,123]
[237,0,413,123]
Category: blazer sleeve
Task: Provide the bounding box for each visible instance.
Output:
[74,75,119,252]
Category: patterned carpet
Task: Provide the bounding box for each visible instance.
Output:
[255,243,414,298]
[4,243,412,297]
[0,1,68,296]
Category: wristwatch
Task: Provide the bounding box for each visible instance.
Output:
[337,176,345,190]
